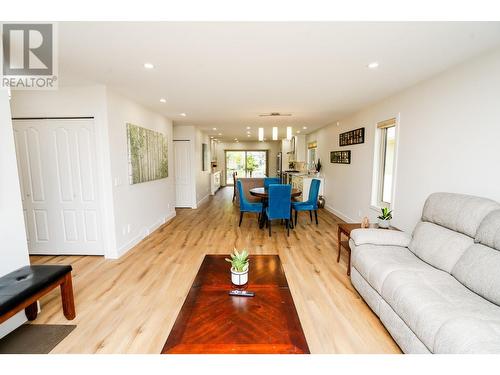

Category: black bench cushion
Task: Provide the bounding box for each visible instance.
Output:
[0,265,72,315]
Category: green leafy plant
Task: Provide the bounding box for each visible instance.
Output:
[378,207,393,221]
[246,155,259,177]
[225,249,249,272]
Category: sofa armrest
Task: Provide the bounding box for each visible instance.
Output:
[350,228,411,248]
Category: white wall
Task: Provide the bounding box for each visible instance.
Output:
[194,128,211,205]
[173,125,211,207]
[106,91,176,257]
[10,85,117,257]
[0,89,30,338]
[217,140,281,186]
[10,84,176,258]
[308,48,500,232]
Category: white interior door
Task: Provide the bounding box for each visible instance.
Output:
[174,140,193,207]
[13,119,104,255]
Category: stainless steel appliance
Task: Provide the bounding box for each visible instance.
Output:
[276,152,282,179]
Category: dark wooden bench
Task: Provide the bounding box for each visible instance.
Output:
[0,265,75,325]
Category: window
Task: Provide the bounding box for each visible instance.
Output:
[225,150,268,184]
[373,118,397,208]
[307,141,317,169]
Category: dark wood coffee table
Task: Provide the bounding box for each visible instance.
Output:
[162,255,309,354]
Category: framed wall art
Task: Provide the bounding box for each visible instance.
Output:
[339,127,365,146]
[330,150,351,164]
[127,123,168,184]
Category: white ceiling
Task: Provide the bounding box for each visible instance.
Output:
[58,22,500,141]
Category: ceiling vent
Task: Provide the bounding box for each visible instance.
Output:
[258,112,292,117]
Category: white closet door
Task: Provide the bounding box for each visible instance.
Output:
[174,140,194,207]
[13,119,104,255]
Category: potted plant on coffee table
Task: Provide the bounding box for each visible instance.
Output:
[377,207,393,229]
[225,249,249,286]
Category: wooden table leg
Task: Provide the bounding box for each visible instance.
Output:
[337,226,341,263]
[25,302,38,321]
[347,249,351,276]
[60,273,76,320]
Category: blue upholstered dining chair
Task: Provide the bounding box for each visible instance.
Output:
[237,180,263,227]
[292,178,321,226]
[264,177,281,189]
[265,184,292,237]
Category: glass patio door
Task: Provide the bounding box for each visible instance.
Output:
[225,150,267,184]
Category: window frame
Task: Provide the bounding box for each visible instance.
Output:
[224,149,269,184]
[371,116,399,211]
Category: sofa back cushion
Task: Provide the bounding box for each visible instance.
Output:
[452,243,500,306]
[474,210,500,251]
[422,193,500,238]
[409,221,473,273]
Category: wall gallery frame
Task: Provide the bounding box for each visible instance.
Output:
[126,123,168,184]
[339,127,365,146]
[330,150,351,164]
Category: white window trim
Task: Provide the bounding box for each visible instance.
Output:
[370,114,400,213]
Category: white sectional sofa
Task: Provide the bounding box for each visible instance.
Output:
[349,193,500,353]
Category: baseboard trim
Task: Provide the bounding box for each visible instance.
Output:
[324,204,355,223]
[196,194,210,208]
[115,211,177,259]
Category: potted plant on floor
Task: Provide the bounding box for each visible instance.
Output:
[377,207,393,229]
[225,249,249,286]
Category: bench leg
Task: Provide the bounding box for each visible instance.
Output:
[25,302,38,321]
[60,273,76,320]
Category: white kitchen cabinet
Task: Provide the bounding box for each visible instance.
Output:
[210,171,221,195]
[291,175,324,202]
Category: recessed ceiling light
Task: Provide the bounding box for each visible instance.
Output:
[212,127,217,131]
[246,131,251,134]
[159,98,166,103]
[218,133,222,136]
[180,113,187,117]
[296,130,301,133]
[234,138,238,141]
[302,126,307,130]
[247,134,251,137]
[246,126,251,130]
[367,61,379,69]
[144,63,154,69]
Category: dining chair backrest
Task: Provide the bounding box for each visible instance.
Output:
[264,177,281,189]
[267,184,292,220]
[306,179,321,209]
[236,180,251,210]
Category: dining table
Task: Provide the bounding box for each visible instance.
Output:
[249,187,302,229]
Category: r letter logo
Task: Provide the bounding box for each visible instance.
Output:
[1,23,58,90]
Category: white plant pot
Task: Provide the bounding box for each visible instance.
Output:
[231,267,249,286]
[378,219,390,229]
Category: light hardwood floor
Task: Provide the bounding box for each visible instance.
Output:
[30,187,401,354]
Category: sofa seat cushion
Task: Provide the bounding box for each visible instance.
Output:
[351,244,435,295]
[381,266,500,353]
